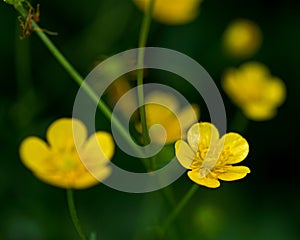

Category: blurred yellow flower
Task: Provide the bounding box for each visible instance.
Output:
[222,62,286,121]
[223,19,262,58]
[19,118,114,189]
[137,91,199,144]
[106,77,138,120]
[175,122,250,188]
[133,0,202,25]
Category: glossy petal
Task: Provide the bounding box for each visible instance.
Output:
[188,122,219,152]
[81,132,114,169]
[188,171,220,188]
[19,137,52,173]
[47,118,87,151]
[175,140,194,169]
[218,166,250,181]
[219,133,249,164]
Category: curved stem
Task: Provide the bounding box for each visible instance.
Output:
[66,189,88,240]
[137,0,155,146]
[12,1,143,156]
[160,184,199,237]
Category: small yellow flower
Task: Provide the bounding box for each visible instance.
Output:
[222,62,286,121]
[19,118,114,189]
[223,19,262,58]
[175,122,250,188]
[138,91,200,144]
[133,0,203,25]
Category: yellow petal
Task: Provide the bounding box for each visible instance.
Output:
[145,91,179,113]
[145,104,176,126]
[175,140,194,169]
[241,62,270,79]
[81,132,114,170]
[161,104,199,143]
[46,118,87,151]
[219,133,249,164]
[34,166,110,189]
[141,92,200,144]
[218,166,250,181]
[265,77,286,106]
[147,105,180,144]
[188,171,220,188]
[176,104,200,136]
[19,137,52,173]
[243,103,276,121]
[188,122,219,152]
[133,0,201,25]
[73,167,111,189]
[34,172,72,188]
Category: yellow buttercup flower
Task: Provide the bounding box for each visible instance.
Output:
[223,19,262,58]
[19,118,114,189]
[137,91,200,144]
[133,0,202,25]
[222,62,286,121]
[175,122,250,188]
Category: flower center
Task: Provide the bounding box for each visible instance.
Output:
[191,143,231,178]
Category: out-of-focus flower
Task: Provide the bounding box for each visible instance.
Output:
[137,91,200,144]
[133,0,203,25]
[223,19,262,58]
[222,62,286,121]
[106,77,138,120]
[175,122,250,188]
[19,118,114,189]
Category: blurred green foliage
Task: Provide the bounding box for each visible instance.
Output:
[1,0,300,239]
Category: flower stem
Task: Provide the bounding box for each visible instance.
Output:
[11,1,143,156]
[15,22,31,95]
[66,189,88,240]
[230,109,249,134]
[160,184,199,237]
[137,0,155,146]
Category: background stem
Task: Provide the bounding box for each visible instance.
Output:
[160,184,199,237]
[66,189,88,240]
[137,0,155,145]
[230,109,249,134]
[12,1,143,156]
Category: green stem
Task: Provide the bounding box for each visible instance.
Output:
[230,109,249,134]
[66,189,88,240]
[15,22,31,95]
[160,184,199,237]
[12,1,143,156]
[137,0,155,145]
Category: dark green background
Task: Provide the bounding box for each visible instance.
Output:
[1,0,300,239]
